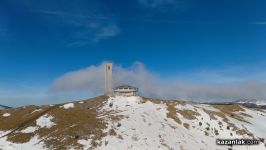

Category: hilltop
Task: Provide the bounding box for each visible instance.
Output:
[0,105,11,110]
[0,96,266,150]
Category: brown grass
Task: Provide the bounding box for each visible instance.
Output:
[203,106,253,137]
[166,102,182,125]
[214,104,245,112]
[254,108,266,113]
[2,96,110,149]
[183,123,190,129]
[7,133,34,143]
[141,97,162,104]
[212,104,249,123]
[109,129,117,136]
[236,129,253,137]
[142,98,199,123]
[0,105,49,131]
[109,115,124,122]
[204,131,209,136]
[38,96,109,149]
[159,134,174,150]
[165,100,199,125]
[239,112,252,118]
[117,134,123,140]
[177,109,199,120]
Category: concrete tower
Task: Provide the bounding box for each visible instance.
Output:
[104,63,113,96]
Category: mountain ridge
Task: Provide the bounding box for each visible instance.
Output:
[0,104,11,110]
[0,96,266,149]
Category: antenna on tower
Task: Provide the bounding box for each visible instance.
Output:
[104,63,113,96]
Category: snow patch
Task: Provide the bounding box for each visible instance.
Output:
[36,114,56,128]
[62,103,74,109]
[255,101,266,106]
[2,113,11,117]
[21,126,38,133]
[0,131,9,137]
[195,104,220,112]
[175,104,195,111]
[77,139,92,149]
[31,109,42,114]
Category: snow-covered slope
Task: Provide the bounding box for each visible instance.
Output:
[0,96,266,150]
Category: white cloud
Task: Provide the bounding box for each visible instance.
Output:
[139,0,176,8]
[49,62,266,102]
[2,62,266,107]
[138,0,189,11]
[94,24,120,42]
[250,22,266,25]
[38,9,120,45]
[50,64,105,94]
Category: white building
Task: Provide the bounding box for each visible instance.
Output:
[113,85,138,97]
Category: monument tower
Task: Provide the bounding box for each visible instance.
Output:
[104,63,113,96]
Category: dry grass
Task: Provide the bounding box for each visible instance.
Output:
[142,98,199,122]
[214,104,245,112]
[117,134,123,140]
[254,108,266,113]
[159,134,174,150]
[109,115,124,122]
[203,109,227,121]
[141,97,162,104]
[166,102,182,125]
[0,105,49,131]
[177,109,199,120]
[140,98,200,127]
[212,104,249,123]
[37,96,109,149]
[203,106,254,137]
[183,123,190,129]
[1,96,110,149]
[109,129,117,136]
[165,100,199,125]
[239,112,252,118]
[141,98,184,125]
[236,129,253,137]
[7,133,34,143]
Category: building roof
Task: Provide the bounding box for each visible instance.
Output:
[114,85,138,90]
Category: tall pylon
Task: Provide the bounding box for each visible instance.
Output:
[104,63,112,96]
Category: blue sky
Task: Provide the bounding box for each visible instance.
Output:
[1,0,266,106]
